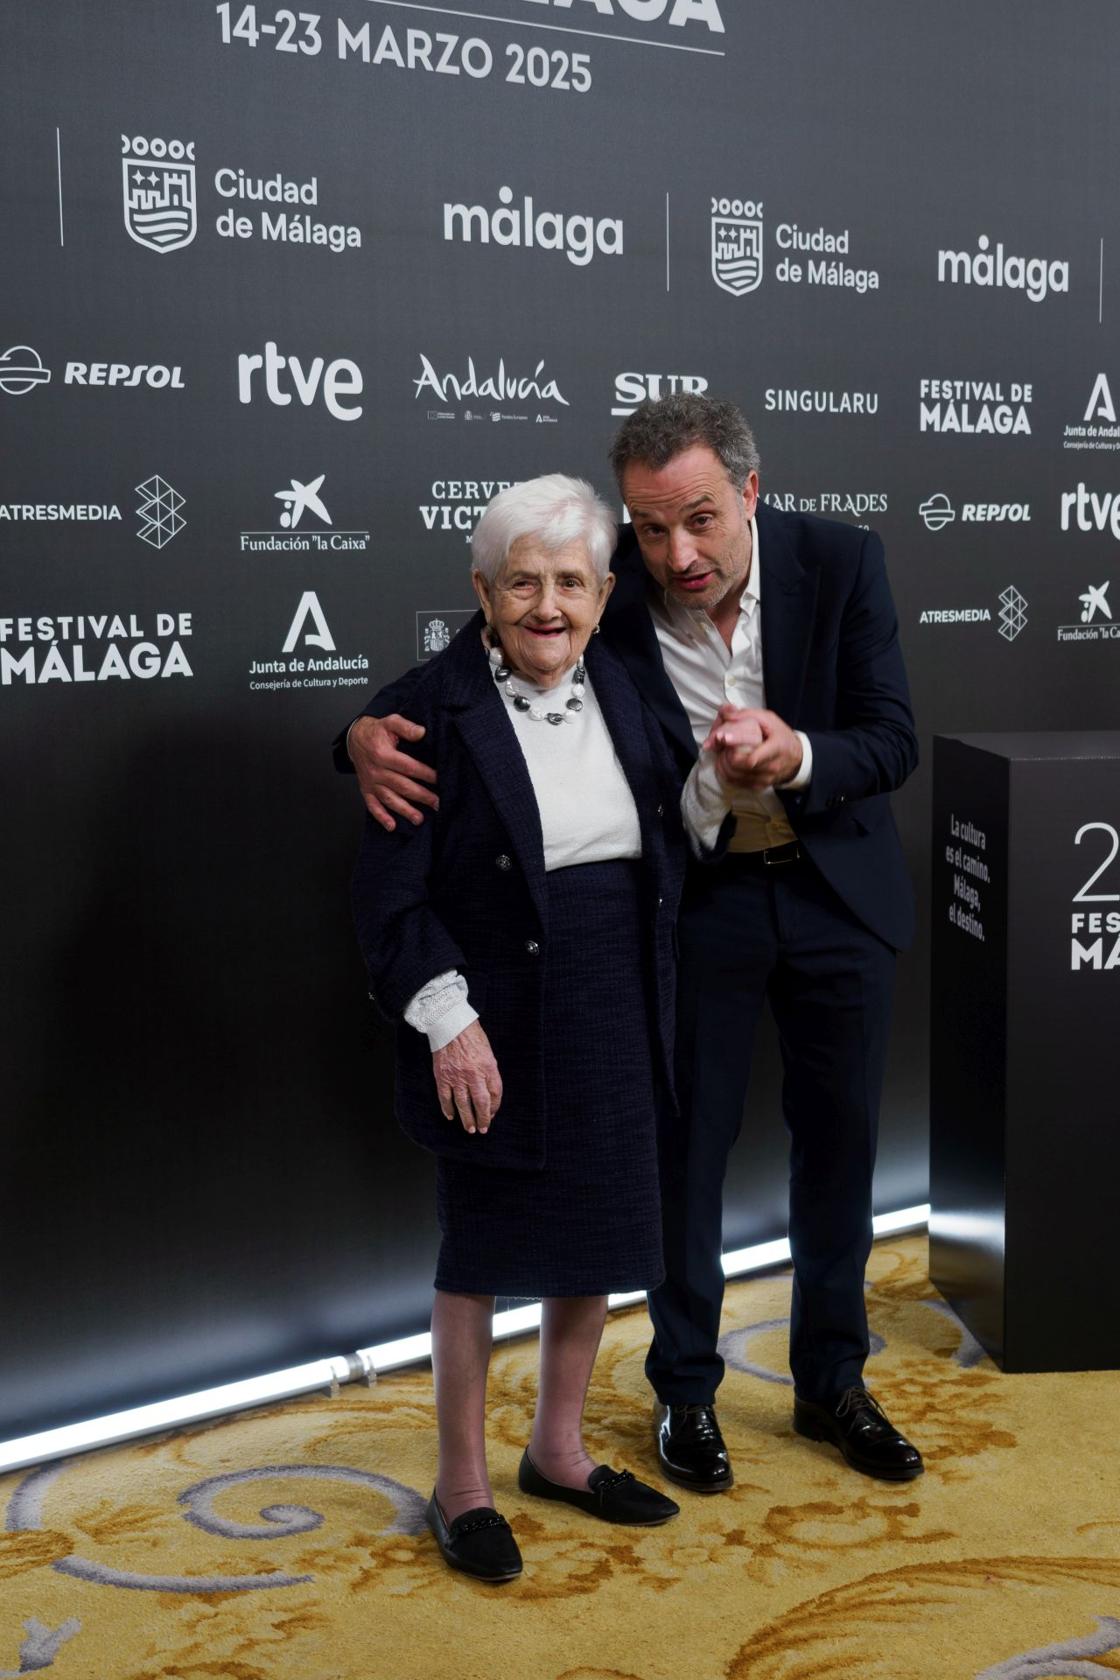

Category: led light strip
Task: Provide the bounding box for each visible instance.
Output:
[0,1205,929,1475]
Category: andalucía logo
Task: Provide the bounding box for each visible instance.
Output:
[122,136,197,254]
[711,198,763,296]
[248,591,370,693]
[0,346,51,396]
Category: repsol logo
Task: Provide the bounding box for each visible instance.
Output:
[65,363,184,389]
[443,187,623,268]
[961,504,1031,523]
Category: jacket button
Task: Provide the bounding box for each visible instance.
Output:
[657,802,665,817]
[495,854,513,871]
[524,940,540,956]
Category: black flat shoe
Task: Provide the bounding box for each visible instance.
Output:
[654,1402,734,1493]
[518,1449,679,1525]
[425,1492,523,1582]
[793,1388,924,1481]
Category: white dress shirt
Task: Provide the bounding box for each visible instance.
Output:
[649,517,812,855]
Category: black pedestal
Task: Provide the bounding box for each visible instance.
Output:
[930,732,1120,1371]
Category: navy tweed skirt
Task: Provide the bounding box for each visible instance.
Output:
[434,859,665,1297]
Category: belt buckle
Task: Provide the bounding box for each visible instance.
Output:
[762,842,799,867]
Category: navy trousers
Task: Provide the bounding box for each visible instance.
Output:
[646,851,896,1405]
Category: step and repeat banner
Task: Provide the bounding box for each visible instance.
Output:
[3,0,1119,1436]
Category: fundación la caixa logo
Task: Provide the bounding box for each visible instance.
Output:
[239,473,370,553]
[1057,581,1117,645]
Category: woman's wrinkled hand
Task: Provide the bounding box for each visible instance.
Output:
[433,1021,503,1135]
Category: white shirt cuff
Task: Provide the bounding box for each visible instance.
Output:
[403,970,479,1051]
[780,731,813,790]
[681,750,731,857]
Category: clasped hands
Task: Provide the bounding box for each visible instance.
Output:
[702,704,803,789]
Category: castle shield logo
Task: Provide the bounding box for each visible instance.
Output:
[121,136,197,254]
[711,197,763,297]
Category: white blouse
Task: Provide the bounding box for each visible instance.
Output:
[404,659,642,1049]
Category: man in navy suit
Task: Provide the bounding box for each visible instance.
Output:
[344,395,923,1491]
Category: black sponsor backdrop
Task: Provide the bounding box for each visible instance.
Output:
[2,0,1119,1436]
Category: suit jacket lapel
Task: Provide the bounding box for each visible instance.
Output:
[586,638,667,879]
[758,502,818,725]
[442,618,550,931]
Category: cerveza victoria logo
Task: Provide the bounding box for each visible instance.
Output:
[414,355,569,424]
[443,187,623,268]
[121,135,361,255]
[937,236,1070,302]
[711,198,879,297]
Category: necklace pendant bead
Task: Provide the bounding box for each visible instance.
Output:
[495,665,511,682]
[566,698,583,712]
[513,695,531,712]
[546,713,564,726]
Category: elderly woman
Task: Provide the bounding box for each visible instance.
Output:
[352,475,684,1583]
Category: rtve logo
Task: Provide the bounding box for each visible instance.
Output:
[237,342,363,421]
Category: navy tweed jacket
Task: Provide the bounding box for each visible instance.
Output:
[351,613,685,1172]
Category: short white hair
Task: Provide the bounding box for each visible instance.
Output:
[470,474,617,584]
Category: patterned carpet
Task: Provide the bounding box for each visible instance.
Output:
[3,1236,1119,1680]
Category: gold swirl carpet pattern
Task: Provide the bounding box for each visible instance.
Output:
[2,1237,1119,1680]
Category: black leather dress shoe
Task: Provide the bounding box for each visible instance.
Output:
[518,1450,679,1525]
[654,1403,734,1493]
[425,1492,523,1582]
[793,1388,924,1481]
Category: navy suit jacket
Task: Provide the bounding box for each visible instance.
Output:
[604,500,918,951]
[351,614,685,1171]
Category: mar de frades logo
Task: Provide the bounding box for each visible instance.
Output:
[122,135,197,254]
[0,346,51,396]
[711,198,763,296]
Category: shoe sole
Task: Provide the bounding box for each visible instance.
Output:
[432,1541,523,1583]
[793,1416,924,1481]
[657,1463,734,1494]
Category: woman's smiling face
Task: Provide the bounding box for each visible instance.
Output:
[474,535,614,690]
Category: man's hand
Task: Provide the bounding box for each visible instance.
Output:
[348,714,439,831]
[703,705,803,789]
[432,1021,503,1135]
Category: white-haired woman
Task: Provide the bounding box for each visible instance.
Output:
[352,475,684,1582]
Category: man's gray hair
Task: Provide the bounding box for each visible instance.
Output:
[471,474,617,583]
[609,393,761,491]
